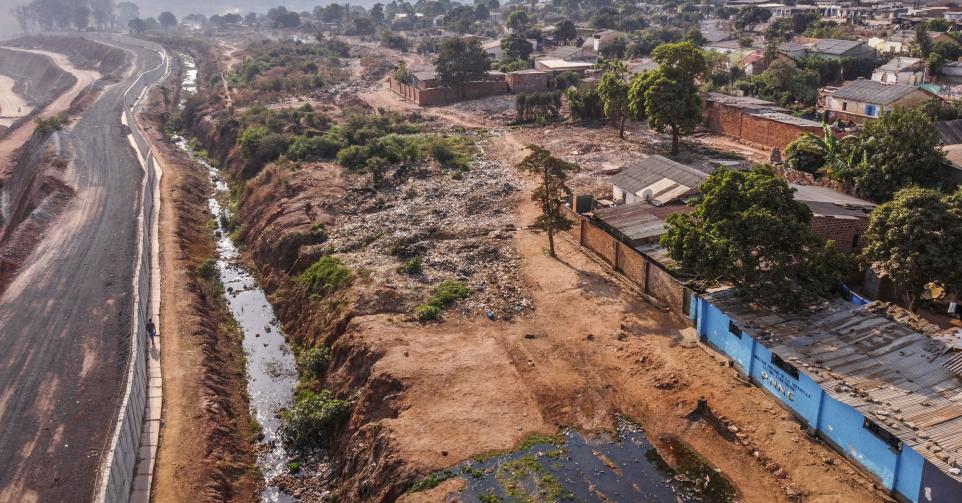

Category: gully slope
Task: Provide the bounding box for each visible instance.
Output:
[0,35,164,503]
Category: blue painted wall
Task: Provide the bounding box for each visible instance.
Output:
[689,294,956,503]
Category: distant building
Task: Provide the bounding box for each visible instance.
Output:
[533,58,594,73]
[582,29,626,52]
[779,38,878,61]
[818,79,940,123]
[871,56,925,85]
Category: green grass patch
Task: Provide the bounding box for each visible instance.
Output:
[407,469,455,493]
[297,256,351,298]
[397,257,423,275]
[414,280,471,321]
[498,455,575,502]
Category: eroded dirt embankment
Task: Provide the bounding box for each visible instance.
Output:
[8,35,128,77]
[141,56,260,503]
[0,48,76,134]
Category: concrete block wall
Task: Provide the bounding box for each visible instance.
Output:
[96,42,167,503]
[691,294,962,503]
[704,102,822,151]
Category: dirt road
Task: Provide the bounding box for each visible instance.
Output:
[0,74,32,127]
[0,35,165,502]
[0,47,100,171]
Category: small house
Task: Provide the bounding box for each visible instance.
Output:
[609,155,708,206]
[818,79,940,122]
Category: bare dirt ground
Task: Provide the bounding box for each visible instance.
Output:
[0,74,32,126]
[347,75,888,503]
[0,47,100,171]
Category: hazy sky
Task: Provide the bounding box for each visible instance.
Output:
[0,0,385,37]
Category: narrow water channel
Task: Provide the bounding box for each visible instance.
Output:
[175,54,297,503]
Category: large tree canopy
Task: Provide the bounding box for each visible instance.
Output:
[848,109,945,202]
[861,187,962,309]
[661,165,848,309]
[628,42,706,154]
[433,38,490,97]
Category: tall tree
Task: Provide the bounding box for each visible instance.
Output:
[516,145,581,257]
[628,41,706,155]
[861,187,962,310]
[158,11,177,29]
[507,9,530,33]
[433,38,490,98]
[501,34,533,60]
[116,1,138,26]
[597,60,630,139]
[555,19,577,46]
[661,165,848,309]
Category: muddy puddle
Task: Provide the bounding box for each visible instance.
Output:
[435,419,738,503]
[175,53,297,503]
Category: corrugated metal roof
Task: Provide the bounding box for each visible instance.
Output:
[707,291,962,479]
[609,155,708,205]
[937,119,962,145]
[831,79,929,105]
[810,38,869,55]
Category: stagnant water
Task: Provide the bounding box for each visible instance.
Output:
[175,54,297,503]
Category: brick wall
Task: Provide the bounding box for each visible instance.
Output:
[389,78,509,106]
[560,205,686,318]
[810,214,869,253]
[704,101,822,151]
[506,71,551,93]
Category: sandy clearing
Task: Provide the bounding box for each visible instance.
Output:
[0,47,100,172]
[0,74,32,127]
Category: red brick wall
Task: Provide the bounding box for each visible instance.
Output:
[704,101,823,151]
[647,266,684,311]
[506,72,551,93]
[704,102,744,139]
[618,246,648,288]
[810,215,869,253]
[582,221,617,265]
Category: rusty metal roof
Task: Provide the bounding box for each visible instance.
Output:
[708,291,962,479]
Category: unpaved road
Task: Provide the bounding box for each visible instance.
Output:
[0,74,32,126]
[0,47,100,170]
[0,35,165,502]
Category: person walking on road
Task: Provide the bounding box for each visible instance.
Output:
[146,318,157,345]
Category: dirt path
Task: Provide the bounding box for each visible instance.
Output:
[0,74,32,126]
[358,80,885,503]
[0,47,100,171]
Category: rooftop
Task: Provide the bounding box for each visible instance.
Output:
[937,119,962,145]
[875,56,924,73]
[708,291,962,480]
[791,183,876,209]
[830,79,930,105]
[610,155,708,205]
[809,38,869,55]
[593,202,692,244]
[535,58,595,70]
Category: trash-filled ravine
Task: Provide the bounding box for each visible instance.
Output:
[435,419,739,503]
[175,53,298,502]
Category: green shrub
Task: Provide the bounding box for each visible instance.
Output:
[397,257,422,275]
[414,280,471,320]
[297,256,351,297]
[278,390,351,449]
[414,304,443,321]
[35,115,63,135]
[195,258,218,278]
[297,347,331,377]
[407,470,455,493]
[336,144,370,170]
[287,134,342,161]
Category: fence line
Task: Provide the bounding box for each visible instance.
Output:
[96,44,166,503]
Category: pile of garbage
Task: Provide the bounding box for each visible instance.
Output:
[327,149,533,319]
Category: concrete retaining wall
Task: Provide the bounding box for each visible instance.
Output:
[95,42,168,503]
